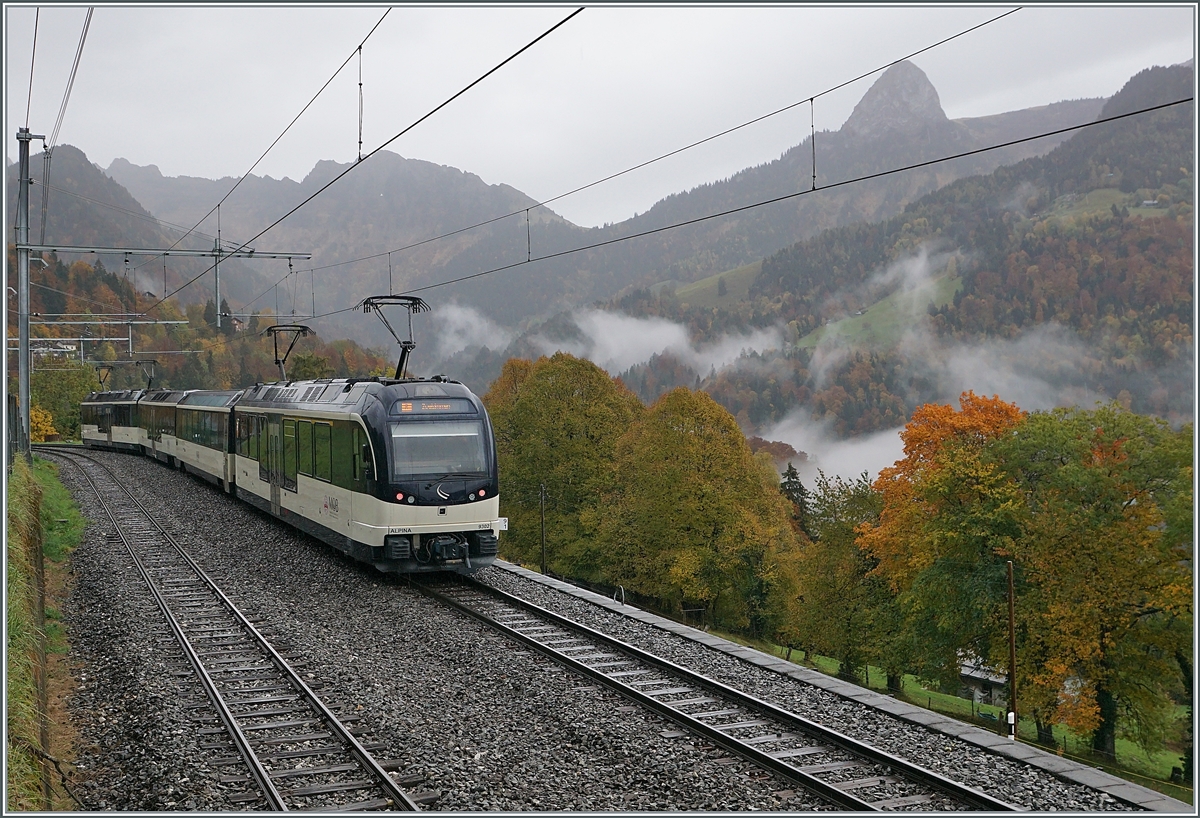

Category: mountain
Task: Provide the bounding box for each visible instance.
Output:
[4,144,266,305]
[102,61,1103,344]
[595,63,1193,434]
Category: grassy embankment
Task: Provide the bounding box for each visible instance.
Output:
[6,456,84,810]
[725,632,1193,805]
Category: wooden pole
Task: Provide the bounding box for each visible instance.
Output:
[1008,559,1018,741]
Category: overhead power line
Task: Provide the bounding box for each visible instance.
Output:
[25,8,39,128]
[160,93,1192,363]
[132,7,394,274]
[294,97,1187,311]
[40,7,94,245]
[48,7,93,149]
[239,6,1021,312]
[140,6,585,319]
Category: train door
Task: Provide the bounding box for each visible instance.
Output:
[267,414,282,516]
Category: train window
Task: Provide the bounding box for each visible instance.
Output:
[283,419,297,483]
[298,420,313,476]
[314,423,332,482]
[390,420,487,479]
[247,416,259,461]
[353,425,373,481]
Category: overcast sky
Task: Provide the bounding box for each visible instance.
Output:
[5,4,1195,228]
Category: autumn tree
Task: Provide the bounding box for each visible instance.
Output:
[483,353,643,577]
[856,392,1026,689]
[29,405,57,442]
[594,388,797,635]
[858,391,1026,591]
[788,470,897,681]
[993,406,1193,758]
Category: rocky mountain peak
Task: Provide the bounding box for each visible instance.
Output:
[841,60,948,139]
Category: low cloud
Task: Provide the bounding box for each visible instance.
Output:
[529,308,785,377]
[901,321,1106,413]
[428,302,515,360]
[763,412,905,484]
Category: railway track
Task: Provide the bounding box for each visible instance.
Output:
[419,575,1020,812]
[46,448,422,812]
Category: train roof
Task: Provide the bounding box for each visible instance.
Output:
[83,389,144,402]
[178,390,244,408]
[141,389,192,404]
[235,376,478,412]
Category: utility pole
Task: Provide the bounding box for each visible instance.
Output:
[16,127,45,462]
[540,483,547,575]
[1007,559,1018,741]
[214,238,221,330]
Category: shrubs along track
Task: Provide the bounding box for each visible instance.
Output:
[6,455,85,811]
[7,458,47,810]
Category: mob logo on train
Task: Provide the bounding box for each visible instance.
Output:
[323,495,339,517]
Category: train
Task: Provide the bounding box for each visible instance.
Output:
[80,375,506,574]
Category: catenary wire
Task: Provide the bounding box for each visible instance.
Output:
[139,7,585,319]
[25,8,39,127]
[298,97,1190,311]
[40,7,94,245]
[161,93,1193,361]
[127,8,393,274]
[47,7,93,149]
[239,6,1021,312]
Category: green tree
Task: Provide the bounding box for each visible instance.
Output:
[993,406,1193,759]
[780,462,812,538]
[789,470,897,682]
[484,353,643,578]
[289,352,333,380]
[595,388,797,635]
[29,360,96,439]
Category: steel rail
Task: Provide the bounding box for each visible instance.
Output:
[422,577,1019,812]
[58,450,286,809]
[46,448,420,811]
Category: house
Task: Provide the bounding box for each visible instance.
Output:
[959,660,1007,707]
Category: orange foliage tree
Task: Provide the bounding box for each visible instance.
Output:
[857,391,1026,591]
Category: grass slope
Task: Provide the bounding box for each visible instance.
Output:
[671,261,762,309]
[798,273,963,350]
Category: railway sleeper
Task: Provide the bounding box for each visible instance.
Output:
[268,762,363,780]
[315,797,394,812]
[834,775,904,791]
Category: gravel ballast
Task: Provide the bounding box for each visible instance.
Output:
[51,449,1187,812]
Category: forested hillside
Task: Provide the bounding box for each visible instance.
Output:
[103,62,1102,340]
[3,145,268,307]
[8,249,389,440]
[599,63,1193,434]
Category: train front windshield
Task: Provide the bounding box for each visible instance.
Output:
[389,420,488,479]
